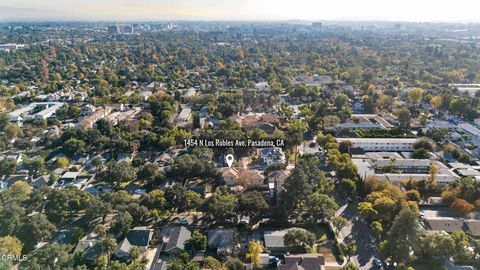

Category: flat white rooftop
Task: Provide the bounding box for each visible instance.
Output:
[336,138,417,143]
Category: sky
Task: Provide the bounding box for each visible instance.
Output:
[2,0,480,22]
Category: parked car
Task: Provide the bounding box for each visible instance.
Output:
[178,219,189,225]
[373,258,383,268]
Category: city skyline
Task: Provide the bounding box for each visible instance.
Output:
[2,0,480,22]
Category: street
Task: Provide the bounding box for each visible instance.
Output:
[335,190,380,270]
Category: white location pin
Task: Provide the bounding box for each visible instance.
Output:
[225,154,235,168]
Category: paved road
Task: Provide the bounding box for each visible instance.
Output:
[335,190,379,270]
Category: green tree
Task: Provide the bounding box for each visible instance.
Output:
[285,120,307,148]
[203,256,222,270]
[168,154,218,185]
[5,124,23,139]
[305,192,339,222]
[380,209,420,265]
[7,181,32,202]
[451,230,472,260]
[284,229,316,253]
[129,247,141,262]
[334,93,349,111]
[183,190,202,213]
[136,163,159,182]
[396,107,411,129]
[140,190,166,211]
[22,157,46,178]
[203,188,237,225]
[280,168,312,212]
[188,230,207,251]
[44,187,92,225]
[430,95,442,111]
[342,262,360,270]
[0,158,17,177]
[63,138,86,156]
[102,235,117,259]
[19,244,74,269]
[85,197,112,223]
[168,252,201,270]
[332,216,348,235]
[407,88,424,105]
[109,212,133,237]
[103,161,136,183]
[342,241,357,261]
[17,213,56,252]
[224,256,245,270]
[237,191,268,223]
[370,221,383,240]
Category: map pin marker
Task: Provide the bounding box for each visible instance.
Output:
[225,154,234,168]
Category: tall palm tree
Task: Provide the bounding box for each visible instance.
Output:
[128,247,141,269]
[102,235,117,261]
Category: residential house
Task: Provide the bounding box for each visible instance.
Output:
[74,233,104,265]
[30,175,50,188]
[77,106,112,129]
[260,147,286,166]
[424,217,465,233]
[71,154,90,166]
[51,229,74,245]
[458,123,480,144]
[199,106,209,128]
[279,254,325,270]
[424,217,480,237]
[114,226,154,261]
[6,174,29,185]
[237,169,265,189]
[268,170,290,203]
[255,82,270,92]
[464,220,480,237]
[59,171,80,186]
[5,152,23,164]
[80,104,96,116]
[264,228,308,254]
[162,226,192,255]
[220,167,239,186]
[231,114,280,133]
[153,153,173,167]
[175,106,192,124]
[207,229,239,256]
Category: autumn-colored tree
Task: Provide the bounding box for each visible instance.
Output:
[451,198,475,217]
[246,240,264,266]
[428,162,438,188]
[370,221,383,240]
[475,199,480,212]
[0,236,23,256]
[56,157,70,168]
[430,95,442,111]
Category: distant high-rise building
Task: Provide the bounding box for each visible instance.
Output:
[121,25,134,34]
[312,22,322,28]
[107,25,119,34]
